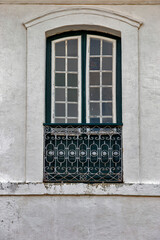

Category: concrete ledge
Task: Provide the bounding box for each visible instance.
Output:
[0,183,160,196]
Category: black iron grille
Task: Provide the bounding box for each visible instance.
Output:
[44,124,122,183]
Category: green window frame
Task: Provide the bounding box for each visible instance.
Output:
[45,31,122,125]
[44,31,122,183]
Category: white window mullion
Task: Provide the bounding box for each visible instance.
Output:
[65,40,68,123]
[100,39,103,123]
[51,41,55,122]
[86,36,90,123]
[78,36,81,123]
[112,40,116,123]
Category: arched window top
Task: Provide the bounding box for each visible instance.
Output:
[24,7,142,29]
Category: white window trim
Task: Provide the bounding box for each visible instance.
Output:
[86,35,116,123]
[51,36,81,123]
[24,7,142,184]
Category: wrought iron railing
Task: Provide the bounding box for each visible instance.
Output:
[44,123,123,183]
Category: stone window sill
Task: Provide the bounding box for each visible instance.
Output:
[0,183,160,196]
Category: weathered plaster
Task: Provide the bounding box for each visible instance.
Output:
[0,196,160,240]
[0,5,160,184]
[0,130,14,156]
[0,8,26,182]
[0,183,160,196]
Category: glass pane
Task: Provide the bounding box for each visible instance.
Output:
[55,118,65,123]
[102,40,112,55]
[102,102,112,116]
[67,118,78,123]
[68,104,78,117]
[68,39,78,56]
[55,58,65,71]
[67,89,78,102]
[67,74,78,87]
[102,87,112,100]
[102,118,112,123]
[55,103,65,117]
[90,38,100,55]
[90,103,100,115]
[68,59,78,72]
[90,88,100,100]
[55,73,65,86]
[55,41,65,56]
[90,118,100,123]
[55,88,65,101]
[90,72,100,85]
[102,72,112,85]
[102,57,112,70]
[90,57,100,70]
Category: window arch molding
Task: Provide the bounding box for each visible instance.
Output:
[24,7,142,184]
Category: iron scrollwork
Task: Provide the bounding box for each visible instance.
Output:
[44,124,122,183]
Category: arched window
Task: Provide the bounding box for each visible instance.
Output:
[44,31,122,183]
[45,31,122,124]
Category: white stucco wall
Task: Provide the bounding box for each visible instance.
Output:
[0,4,160,239]
[0,5,160,183]
[0,195,160,240]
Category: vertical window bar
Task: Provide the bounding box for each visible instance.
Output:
[116,38,122,123]
[45,38,51,122]
[112,40,116,123]
[100,39,102,123]
[78,37,82,123]
[86,35,89,123]
[51,41,55,122]
[65,40,67,123]
[81,33,87,123]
